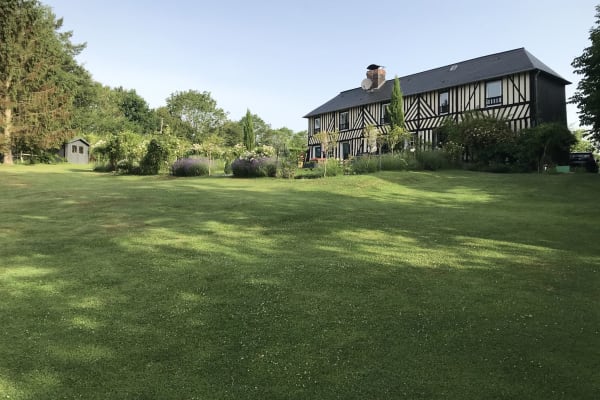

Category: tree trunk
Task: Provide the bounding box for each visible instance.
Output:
[2,105,14,165]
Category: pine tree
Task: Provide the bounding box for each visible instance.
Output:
[0,0,86,164]
[571,5,600,146]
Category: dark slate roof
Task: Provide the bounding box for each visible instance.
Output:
[304,48,570,118]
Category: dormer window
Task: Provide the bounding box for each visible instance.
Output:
[339,111,349,130]
[486,80,502,107]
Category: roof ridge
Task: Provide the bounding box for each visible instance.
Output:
[394,48,526,81]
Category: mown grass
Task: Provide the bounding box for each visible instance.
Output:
[0,164,599,399]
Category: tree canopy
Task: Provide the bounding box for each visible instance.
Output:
[571,5,600,147]
[0,0,89,163]
[165,90,227,141]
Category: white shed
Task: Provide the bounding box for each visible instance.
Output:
[60,138,90,164]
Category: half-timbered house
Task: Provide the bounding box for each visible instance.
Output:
[304,48,570,159]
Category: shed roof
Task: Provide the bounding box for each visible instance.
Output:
[304,48,570,118]
[66,137,90,146]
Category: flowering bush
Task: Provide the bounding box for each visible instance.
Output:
[171,158,210,177]
[231,157,277,177]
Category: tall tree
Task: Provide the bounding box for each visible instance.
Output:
[243,109,255,151]
[241,112,270,145]
[386,76,408,154]
[165,90,227,141]
[571,5,600,147]
[220,120,243,147]
[73,84,149,136]
[114,87,158,134]
[1,0,87,163]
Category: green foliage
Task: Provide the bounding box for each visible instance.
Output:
[114,86,158,134]
[313,130,340,176]
[242,109,255,151]
[192,134,225,176]
[571,129,594,152]
[72,83,136,136]
[288,130,308,153]
[140,139,170,175]
[320,158,343,176]
[277,156,298,179]
[385,76,408,154]
[415,150,449,171]
[571,5,600,148]
[0,0,89,163]
[386,126,412,154]
[165,90,226,140]
[220,120,244,147]
[379,153,409,171]
[386,76,406,131]
[115,159,140,175]
[515,123,576,172]
[449,113,516,164]
[350,155,380,174]
[92,131,144,171]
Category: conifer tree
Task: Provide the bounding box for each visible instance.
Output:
[385,76,410,153]
[243,109,255,151]
[1,0,87,163]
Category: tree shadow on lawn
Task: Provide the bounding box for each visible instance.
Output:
[1,173,599,399]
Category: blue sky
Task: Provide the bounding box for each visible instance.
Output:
[45,0,597,132]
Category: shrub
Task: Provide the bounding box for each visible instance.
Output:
[140,139,170,175]
[314,158,343,177]
[92,131,144,171]
[278,157,298,179]
[223,161,232,175]
[351,155,379,174]
[514,123,576,172]
[380,154,409,171]
[446,113,516,164]
[231,157,278,178]
[116,159,140,175]
[171,158,210,177]
[416,150,447,171]
[93,162,112,172]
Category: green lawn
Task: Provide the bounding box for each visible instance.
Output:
[1,164,599,399]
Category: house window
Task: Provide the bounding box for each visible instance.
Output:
[78,146,84,154]
[339,111,349,130]
[486,80,502,107]
[314,117,321,133]
[71,145,77,153]
[381,103,390,124]
[314,145,322,158]
[439,91,449,114]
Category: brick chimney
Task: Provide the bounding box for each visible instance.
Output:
[366,66,386,89]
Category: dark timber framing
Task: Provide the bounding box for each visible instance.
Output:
[304,48,570,160]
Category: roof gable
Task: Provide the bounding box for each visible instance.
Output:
[66,137,90,146]
[304,48,570,118]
